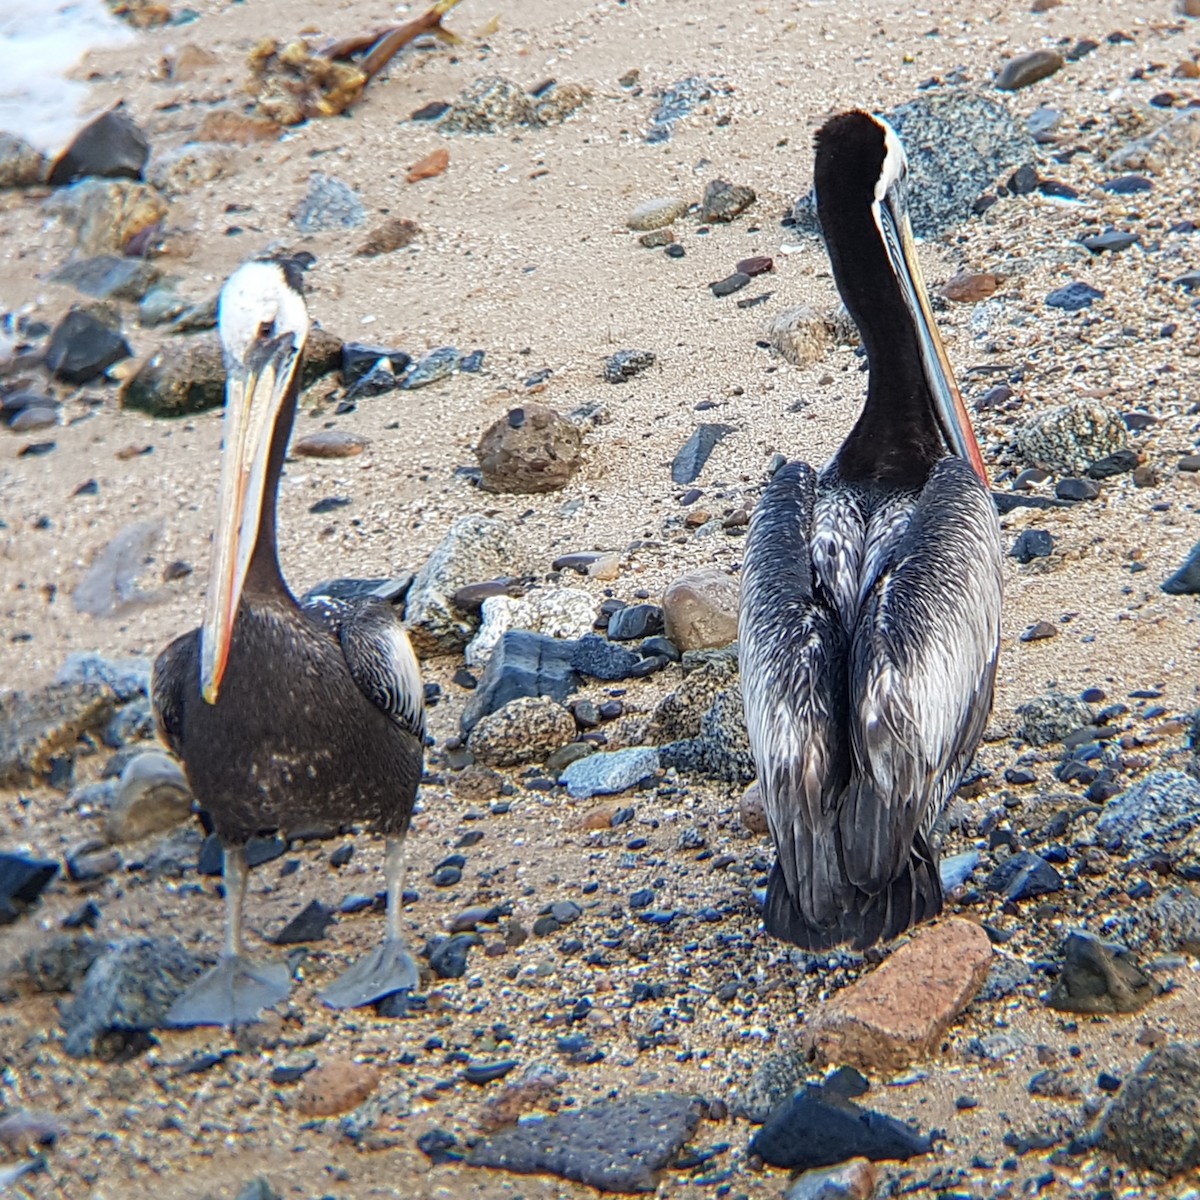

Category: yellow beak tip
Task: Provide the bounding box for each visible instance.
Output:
[202,682,219,705]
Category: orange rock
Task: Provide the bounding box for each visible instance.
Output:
[940,272,998,303]
[296,1059,379,1117]
[196,110,281,145]
[407,147,450,183]
[581,803,618,830]
[806,917,992,1074]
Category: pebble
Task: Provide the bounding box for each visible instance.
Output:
[1102,174,1153,195]
[45,307,132,385]
[1045,282,1104,311]
[700,178,756,222]
[986,851,1063,901]
[292,430,368,459]
[9,407,58,433]
[0,853,59,924]
[941,272,998,303]
[711,272,751,297]
[147,142,234,199]
[559,747,659,799]
[1048,932,1156,1015]
[767,305,834,366]
[1096,770,1200,847]
[466,1091,702,1192]
[293,173,364,231]
[671,423,735,485]
[784,1159,877,1200]
[429,933,479,979]
[603,349,656,383]
[1056,478,1101,502]
[0,132,46,188]
[476,403,582,494]
[737,255,773,277]
[638,228,674,248]
[1010,529,1053,563]
[402,346,461,390]
[60,936,202,1058]
[296,1059,379,1117]
[51,255,161,302]
[606,604,664,641]
[1100,1042,1200,1174]
[1162,541,1200,595]
[104,750,192,844]
[49,108,150,186]
[272,899,334,945]
[460,631,579,734]
[807,919,992,1073]
[357,215,421,257]
[627,197,688,231]
[662,568,740,651]
[1016,691,1094,746]
[996,50,1065,90]
[1087,449,1138,479]
[739,781,769,835]
[467,696,576,767]
[1082,230,1139,254]
[750,1082,932,1170]
[1027,106,1062,143]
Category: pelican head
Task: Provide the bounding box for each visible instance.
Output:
[813,110,988,483]
[200,259,310,704]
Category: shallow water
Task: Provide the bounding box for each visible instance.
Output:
[0,0,132,154]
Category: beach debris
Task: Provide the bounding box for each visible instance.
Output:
[72,519,164,617]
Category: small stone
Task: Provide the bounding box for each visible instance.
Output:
[768,305,833,366]
[1020,620,1058,643]
[147,142,234,198]
[700,178,756,222]
[996,50,1065,90]
[293,174,364,231]
[1082,230,1139,254]
[806,919,992,1073]
[606,604,664,641]
[662,568,739,651]
[1046,282,1104,311]
[45,308,131,385]
[293,430,368,459]
[711,272,751,297]
[671,424,735,485]
[476,403,582,494]
[0,133,46,188]
[444,76,534,132]
[233,1180,280,1200]
[296,1059,379,1117]
[429,933,479,979]
[1102,174,1153,194]
[104,751,192,844]
[49,108,150,186]
[1100,1043,1200,1174]
[637,228,674,248]
[784,1159,877,1200]
[737,256,773,277]
[1010,529,1053,563]
[1048,932,1156,1015]
[986,851,1063,901]
[467,696,577,768]
[560,747,659,799]
[1056,477,1101,502]
[1008,163,1039,195]
[51,255,161,302]
[357,217,421,257]
[407,146,450,183]
[740,781,769,835]
[120,334,225,416]
[627,197,689,231]
[1087,449,1138,479]
[9,407,58,433]
[403,346,461,390]
[0,853,59,924]
[603,349,656,383]
[1015,400,1126,476]
[941,272,998,303]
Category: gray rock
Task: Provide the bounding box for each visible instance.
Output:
[791,90,1034,238]
[105,751,193,844]
[784,1161,877,1200]
[60,936,202,1058]
[233,1180,280,1200]
[1163,541,1200,596]
[1096,770,1200,847]
[49,109,150,186]
[1045,282,1104,312]
[0,132,46,188]
[1015,690,1094,746]
[671,423,735,484]
[9,407,58,432]
[986,851,1062,901]
[570,633,642,681]
[646,76,726,143]
[978,954,1034,1002]
[606,603,664,641]
[466,1091,702,1192]
[996,50,1064,91]
[560,747,659,799]
[406,515,516,655]
[444,76,533,132]
[137,284,189,327]
[940,850,980,892]
[120,334,224,416]
[402,346,461,390]
[1048,932,1156,1015]
[735,1049,811,1123]
[45,307,132,385]
[44,178,167,256]
[460,631,580,734]
[1101,1043,1200,1175]
[50,255,160,302]
[700,178,755,222]
[604,348,657,383]
[293,173,364,231]
[71,520,163,618]
[476,403,582,494]
[1141,887,1200,956]
[23,935,103,992]
[662,567,740,651]
[147,142,234,198]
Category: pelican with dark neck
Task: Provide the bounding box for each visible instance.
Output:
[153,259,427,1025]
[738,112,1002,951]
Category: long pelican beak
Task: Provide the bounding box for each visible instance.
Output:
[878,194,989,484]
[199,332,300,703]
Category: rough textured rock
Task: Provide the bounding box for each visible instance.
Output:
[60,937,202,1058]
[293,173,364,231]
[467,696,577,768]
[700,178,756,222]
[120,334,225,416]
[768,305,834,366]
[406,516,517,655]
[1096,770,1200,848]
[51,255,161,302]
[735,1048,811,1123]
[785,1160,877,1200]
[45,307,132,385]
[465,589,595,669]
[662,568,739,651]
[45,178,168,256]
[147,142,235,197]
[560,747,659,799]
[0,854,60,924]
[627,197,689,231]
[49,109,150,185]
[476,403,582,493]
[1047,932,1156,1015]
[0,682,115,787]
[1101,1043,1200,1175]
[806,919,992,1073]
[671,424,735,485]
[604,349,657,383]
[466,1092,702,1193]
[1015,401,1127,476]
[0,133,46,188]
[104,751,193,844]
[296,1059,379,1117]
[1015,690,1094,746]
[460,631,580,734]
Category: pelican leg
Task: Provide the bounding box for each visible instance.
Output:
[165,846,291,1028]
[319,835,418,1010]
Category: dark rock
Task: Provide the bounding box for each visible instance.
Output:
[641,635,680,661]
[476,403,582,494]
[49,109,150,186]
[604,349,656,383]
[1163,542,1200,596]
[1010,529,1053,562]
[996,50,1064,90]
[1046,283,1104,312]
[1008,163,1039,194]
[466,1091,702,1192]
[273,899,335,945]
[1067,39,1099,61]
[402,346,460,390]
[120,334,224,416]
[341,341,411,386]
[986,851,1062,901]
[606,604,664,641]
[1101,175,1152,195]
[571,634,641,681]
[60,936,202,1059]
[418,1128,462,1164]
[1038,179,1079,200]
[750,1083,932,1170]
[429,933,480,979]
[460,631,580,734]
[459,349,485,373]
[1082,230,1139,254]
[710,272,751,297]
[45,308,131,385]
[233,1179,280,1200]
[1101,1043,1200,1174]
[343,362,398,402]
[700,179,755,222]
[51,255,161,302]
[0,853,59,924]
[464,1059,519,1085]
[672,424,735,485]
[1020,620,1058,643]
[1087,449,1138,479]
[1056,478,1101,502]
[1048,932,1156,1015]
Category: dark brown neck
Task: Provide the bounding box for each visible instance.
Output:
[244,386,297,600]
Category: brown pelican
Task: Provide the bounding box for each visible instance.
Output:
[153,258,426,1025]
[738,111,1002,951]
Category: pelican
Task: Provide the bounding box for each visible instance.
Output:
[738,111,1002,951]
[153,258,426,1025]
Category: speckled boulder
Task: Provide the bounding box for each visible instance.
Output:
[1101,1043,1200,1175]
[444,76,533,131]
[647,648,739,743]
[467,696,577,768]
[1095,770,1200,848]
[659,683,753,784]
[767,305,833,367]
[476,403,583,494]
[406,516,517,655]
[0,133,46,188]
[1015,690,1094,746]
[465,588,596,669]
[1014,401,1127,475]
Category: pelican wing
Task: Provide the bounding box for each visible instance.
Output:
[839,457,1002,892]
[739,463,853,936]
[151,630,199,759]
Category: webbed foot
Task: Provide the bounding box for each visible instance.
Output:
[318,937,419,1009]
[165,954,291,1028]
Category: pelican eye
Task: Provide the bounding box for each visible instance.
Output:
[256,319,276,341]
